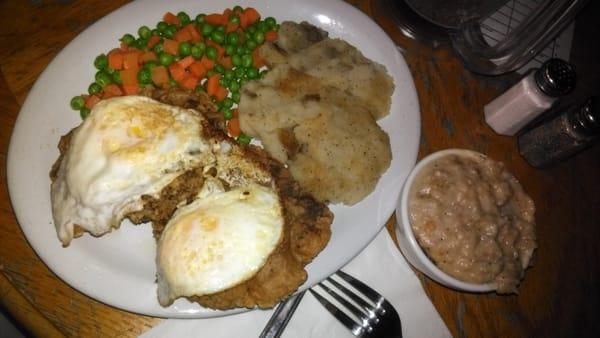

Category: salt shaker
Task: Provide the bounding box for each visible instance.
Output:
[518,96,599,168]
[484,58,576,136]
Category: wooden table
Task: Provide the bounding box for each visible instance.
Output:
[1,1,598,337]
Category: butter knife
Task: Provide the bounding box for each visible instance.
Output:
[259,291,306,338]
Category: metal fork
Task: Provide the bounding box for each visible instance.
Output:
[259,271,402,338]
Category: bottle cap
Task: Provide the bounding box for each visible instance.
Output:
[535,58,576,97]
[572,96,600,137]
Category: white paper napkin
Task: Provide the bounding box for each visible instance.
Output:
[141,229,451,338]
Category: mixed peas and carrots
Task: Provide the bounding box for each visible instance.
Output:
[70,6,279,144]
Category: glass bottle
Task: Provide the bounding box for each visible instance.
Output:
[518,96,599,167]
[484,58,576,136]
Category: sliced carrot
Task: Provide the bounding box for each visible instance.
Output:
[163,12,180,25]
[227,118,241,138]
[139,51,158,63]
[179,75,200,90]
[185,24,202,43]
[188,61,207,78]
[200,55,215,70]
[226,22,239,33]
[108,51,124,70]
[222,8,232,19]
[242,7,260,26]
[151,66,170,85]
[123,52,139,71]
[252,48,264,68]
[215,86,228,101]
[168,63,186,82]
[206,74,220,96]
[220,56,233,69]
[174,28,192,43]
[147,35,162,48]
[122,84,140,95]
[239,12,250,29]
[205,13,226,25]
[162,39,179,55]
[120,68,138,86]
[103,84,123,98]
[232,108,239,118]
[265,30,278,42]
[177,55,195,69]
[85,95,101,109]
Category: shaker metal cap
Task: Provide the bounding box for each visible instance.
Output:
[535,58,576,97]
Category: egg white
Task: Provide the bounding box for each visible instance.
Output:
[51,96,215,246]
[156,183,283,306]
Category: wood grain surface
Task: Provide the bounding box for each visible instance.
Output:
[1,1,598,337]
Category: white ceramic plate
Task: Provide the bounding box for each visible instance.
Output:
[7,0,420,318]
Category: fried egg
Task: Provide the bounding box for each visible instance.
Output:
[156,183,283,306]
[51,96,215,246]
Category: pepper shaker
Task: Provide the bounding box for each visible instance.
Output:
[484,58,576,136]
[518,96,599,167]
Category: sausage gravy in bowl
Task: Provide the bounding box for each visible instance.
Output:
[395,149,536,293]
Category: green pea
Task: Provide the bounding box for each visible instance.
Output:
[202,23,215,36]
[239,78,248,86]
[216,25,225,33]
[165,25,177,38]
[206,46,218,60]
[151,28,159,36]
[223,108,233,120]
[153,43,164,54]
[224,70,235,81]
[179,41,192,56]
[169,78,177,87]
[231,91,241,103]
[246,67,259,79]
[237,134,251,145]
[143,60,160,70]
[264,17,277,29]
[70,96,85,110]
[157,21,168,33]
[224,44,236,56]
[138,25,152,39]
[236,45,248,55]
[253,31,265,44]
[210,30,226,44]
[219,77,230,88]
[88,82,102,95]
[135,38,149,50]
[234,67,245,79]
[206,69,217,77]
[229,80,240,93]
[159,52,174,66]
[80,107,91,119]
[195,13,206,25]
[228,15,240,25]
[214,64,225,74]
[177,11,191,26]
[231,54,242,67]
[241,54,253,68]
[257,21,269,33]
[191,44,204,59]
[221,97,234,109]
[245,39,257,51]
[94,54,108,70]
[246,25,257,34]
[137,68,152,85]
[226,32,240,45]
[95,70,112,87]
[120,33,135,46]
[233,5,243,12]
[111,71,122,85]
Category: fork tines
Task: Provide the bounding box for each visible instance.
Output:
[309,271,390,337]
